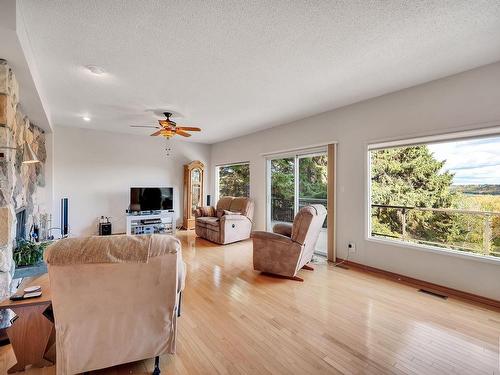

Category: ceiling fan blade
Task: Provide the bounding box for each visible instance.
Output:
[176,126,201,132]
[150,130,163,136]
[175,129,192,137]
[130,125,160,128]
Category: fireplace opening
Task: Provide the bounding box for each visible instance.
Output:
[15,207,26,247]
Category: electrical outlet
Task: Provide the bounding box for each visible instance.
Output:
[348,242,356,254]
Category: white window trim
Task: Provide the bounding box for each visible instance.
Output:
[365,126,500,265]
[260,141,336,158]
[214,161,250,203]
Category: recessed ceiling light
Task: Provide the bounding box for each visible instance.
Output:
[85,65,105,75]
[82,116,91,122]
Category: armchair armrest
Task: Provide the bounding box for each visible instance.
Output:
[251,230,294,245]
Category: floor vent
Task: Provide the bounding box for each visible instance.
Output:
[418,289,448,299]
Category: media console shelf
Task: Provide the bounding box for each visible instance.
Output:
[126,212,177,236]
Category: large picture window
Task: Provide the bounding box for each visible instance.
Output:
[368,132,500,260]
[216,162,250,199]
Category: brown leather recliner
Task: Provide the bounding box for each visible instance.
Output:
[252,205,327,281]
[194,196,254,244]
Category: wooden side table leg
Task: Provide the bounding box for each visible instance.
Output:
[7,303,54,373]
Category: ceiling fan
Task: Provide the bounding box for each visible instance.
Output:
[130,112,201,139]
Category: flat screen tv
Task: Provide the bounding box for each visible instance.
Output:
[130,187,174,212]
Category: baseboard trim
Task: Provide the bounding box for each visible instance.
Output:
[334,258,500,311]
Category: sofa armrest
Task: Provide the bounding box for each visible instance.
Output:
[221,214,249,222]
[178,261,186,293]
[194,206,215,218]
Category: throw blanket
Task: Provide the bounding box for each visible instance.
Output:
[44,234,180,265]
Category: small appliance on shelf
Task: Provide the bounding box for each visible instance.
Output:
[98,216,112,236]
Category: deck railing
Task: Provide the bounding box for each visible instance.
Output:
[371,204,500,257]
[271,197,327,227]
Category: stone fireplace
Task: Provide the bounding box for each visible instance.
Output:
[0,59,47,299]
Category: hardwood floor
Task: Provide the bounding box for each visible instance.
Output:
[1,230,499,374]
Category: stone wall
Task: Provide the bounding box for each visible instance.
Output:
[0,59,47,298]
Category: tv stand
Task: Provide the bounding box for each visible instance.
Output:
[126,211,176,236]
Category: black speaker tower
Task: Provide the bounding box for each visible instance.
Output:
[61,198,69,236]
[207,195,211,206]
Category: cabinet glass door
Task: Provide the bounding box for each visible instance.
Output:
[191,168,201,212]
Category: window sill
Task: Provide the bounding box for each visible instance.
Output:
[366,236,500,266]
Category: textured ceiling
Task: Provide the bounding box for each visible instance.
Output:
[17,0,500,143]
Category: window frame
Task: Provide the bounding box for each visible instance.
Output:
[365,126,500,265]
[214,161,251,203]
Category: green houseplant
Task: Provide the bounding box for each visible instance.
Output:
[13,240,51,267]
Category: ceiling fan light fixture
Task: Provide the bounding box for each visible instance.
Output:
[131,111,201,139]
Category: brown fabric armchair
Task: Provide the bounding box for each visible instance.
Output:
[252,205,327,281]
[44,234,185,375]
[194,196,254,244]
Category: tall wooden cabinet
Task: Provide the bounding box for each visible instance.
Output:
[183,160,204,229]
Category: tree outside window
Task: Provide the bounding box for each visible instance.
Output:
[218,163,250,198]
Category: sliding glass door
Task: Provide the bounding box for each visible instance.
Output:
[270,157,295,224]
[267,150,328,255]
[298,154,328,254]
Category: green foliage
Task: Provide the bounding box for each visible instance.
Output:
[271,158,294,200]
[13,240,51,267]
[371,145,456,208]
[219,164,250,197]
[299,155,327,199]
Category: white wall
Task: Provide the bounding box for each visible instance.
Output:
[53,126,211,236]
[210,62,500,300]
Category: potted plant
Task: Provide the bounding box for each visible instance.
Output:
[13,240,51,267]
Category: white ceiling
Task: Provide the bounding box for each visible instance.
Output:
[17,0,500,143]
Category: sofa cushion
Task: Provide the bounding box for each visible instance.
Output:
[195,216,220,230]
[216,196,234,211]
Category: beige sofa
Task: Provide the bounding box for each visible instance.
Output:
[252,205,327,281]
[44,234,185,375]
[194,196,254,244]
